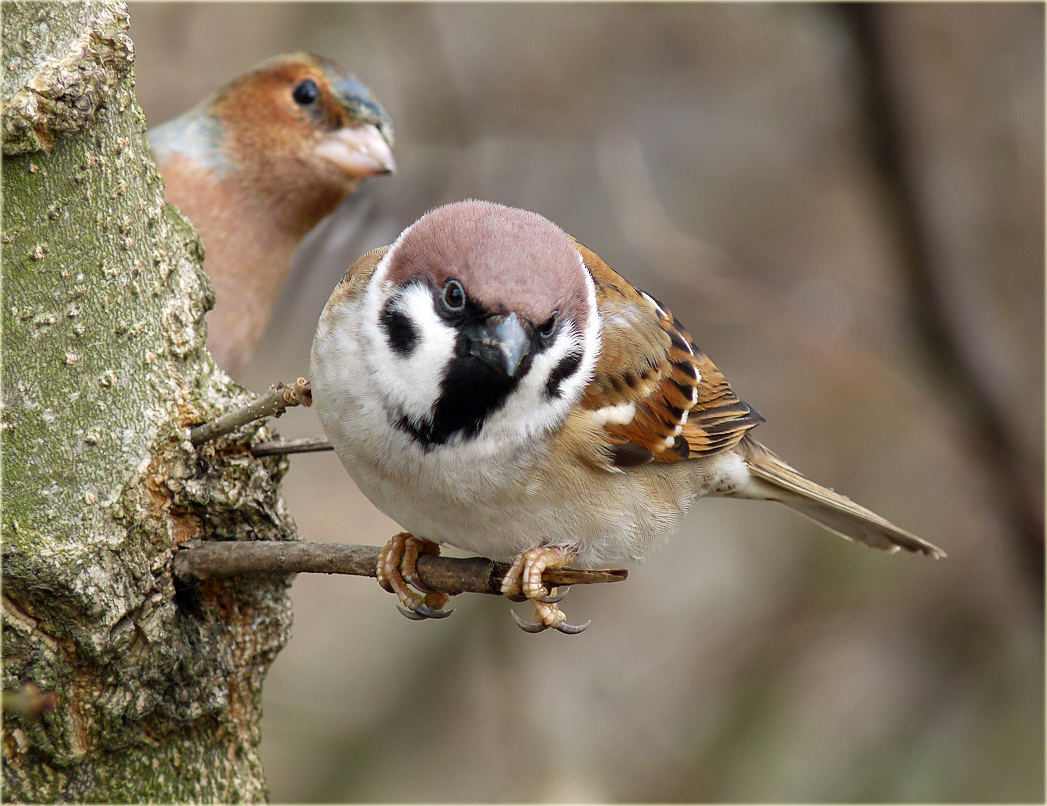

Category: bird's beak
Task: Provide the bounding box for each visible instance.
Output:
[464,312,531,379]
[315,122,396,177]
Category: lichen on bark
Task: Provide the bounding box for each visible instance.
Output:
[2,2,298,801]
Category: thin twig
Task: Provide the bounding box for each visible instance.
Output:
[189,378,312,445]
[250,437,333,457]
[172,540,627,596]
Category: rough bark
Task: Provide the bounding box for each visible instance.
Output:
[2,2,296,801]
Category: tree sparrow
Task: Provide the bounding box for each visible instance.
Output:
[150,53,395,377]
[310,200,944,633]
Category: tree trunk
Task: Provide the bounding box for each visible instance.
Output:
[2,2,296,801]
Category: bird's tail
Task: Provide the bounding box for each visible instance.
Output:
[735,436,946,558]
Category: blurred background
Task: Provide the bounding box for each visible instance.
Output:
[129,3,1043,802]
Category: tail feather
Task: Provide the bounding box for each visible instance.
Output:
[737,437,946,559]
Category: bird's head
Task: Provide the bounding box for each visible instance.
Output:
[211,52,395,203]
[360,200,601,451]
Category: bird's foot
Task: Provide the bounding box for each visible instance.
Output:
[501,546,591,634]
[376,533,454,620]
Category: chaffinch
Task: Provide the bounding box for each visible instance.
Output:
[150,52,395,376]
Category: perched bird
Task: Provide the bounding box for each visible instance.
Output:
[150,53,395,376]
[310,200,945,633]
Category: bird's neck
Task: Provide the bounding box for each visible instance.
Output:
[236,171,350,240]
[161,155,343,374]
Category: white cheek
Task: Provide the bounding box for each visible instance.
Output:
[483,320,595,445]
[363,283,455,424]
[488,335,571,438]
[486,271,602,444]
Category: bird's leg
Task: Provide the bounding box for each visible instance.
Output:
[501,546,591,634]
[376,533,453,620]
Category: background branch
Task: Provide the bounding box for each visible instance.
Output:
[840,4,1044,607]
[597,63,1043,617]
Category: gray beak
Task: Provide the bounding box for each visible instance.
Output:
[464,312,531,378]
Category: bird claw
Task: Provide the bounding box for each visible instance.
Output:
[500,547,590,635]
[378,533,454,621]
[510,608,590,634]
[397,602,454,621]
[554,618,591,635]
[511,609,550,633]
[396,604,427,621]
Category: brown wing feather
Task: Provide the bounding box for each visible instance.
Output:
[684,351,765,457]
[574,241,763,467]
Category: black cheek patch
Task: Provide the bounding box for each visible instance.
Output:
[379,303,419,356]
[545,350,583,399]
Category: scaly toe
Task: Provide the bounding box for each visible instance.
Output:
[376,534,409,594]
[377,533,454,621]
[499,555,526,599]
[538,586,568,604]
[401,536,442,594]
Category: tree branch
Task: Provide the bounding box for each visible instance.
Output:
[173,540,627,596]
[250,436,333,456]
[189,378,312,445]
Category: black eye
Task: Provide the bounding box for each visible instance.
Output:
[292,78,319,105]
[538,311,558,339]
[441,279,466,312]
